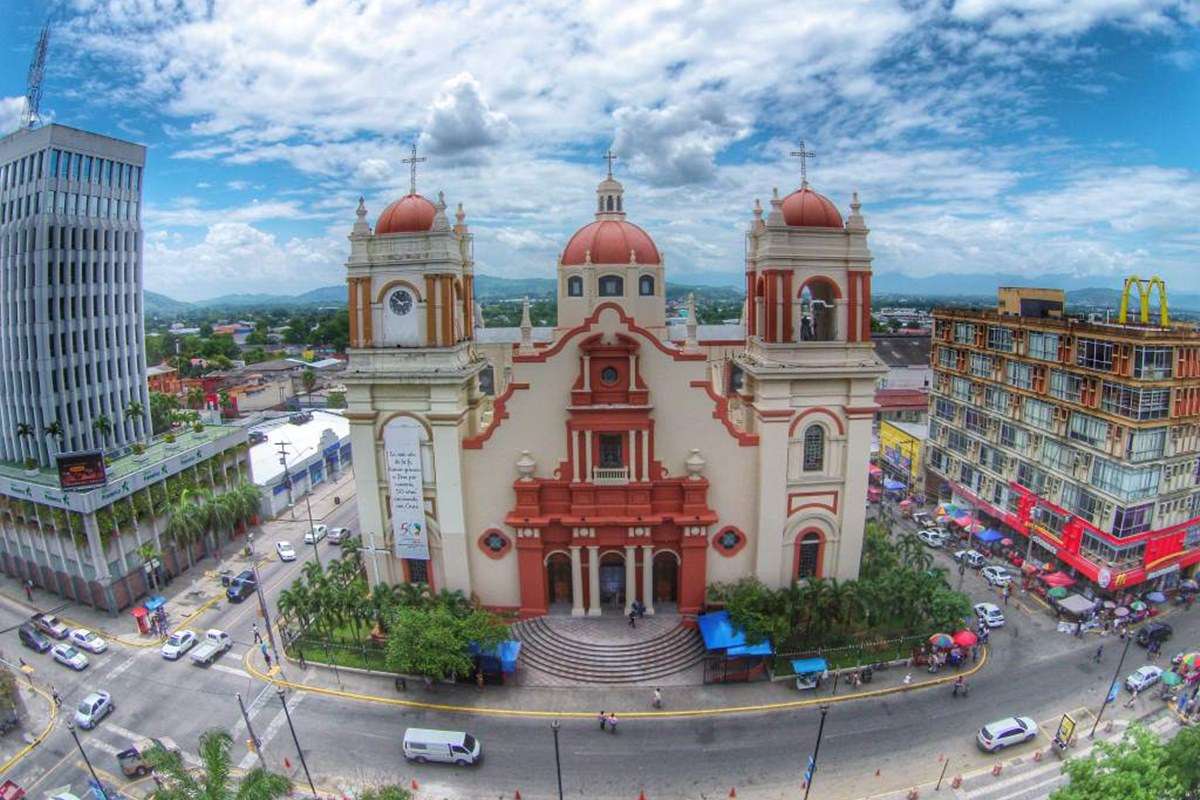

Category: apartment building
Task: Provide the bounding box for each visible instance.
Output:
[925,285,1200,594]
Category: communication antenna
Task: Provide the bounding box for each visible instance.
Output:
[19,22,51,130]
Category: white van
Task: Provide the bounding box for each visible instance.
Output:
[402,728,482,765]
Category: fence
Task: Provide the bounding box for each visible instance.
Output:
[775,633,929,675]
[280,624,391,673]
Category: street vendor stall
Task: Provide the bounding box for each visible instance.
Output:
[698,610,774,683]
[1056,593,1097,619]
[790,657,829,690]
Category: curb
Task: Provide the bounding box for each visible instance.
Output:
[243,644,990,719]
[0,676,59,776]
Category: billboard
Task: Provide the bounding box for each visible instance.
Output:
[383,418,429,561]
[57,450,108,490]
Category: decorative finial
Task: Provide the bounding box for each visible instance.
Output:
[772,187,780,201]
[519,297,534,354]
[685,292,698,352]
[356,196,366,219]
[401,141,426,195]
[437,190,446,209]
[456,202,465,223]
[603,148,617,178]
[790,140,815,188]
[851,191,861,211]
[753,198,762,219]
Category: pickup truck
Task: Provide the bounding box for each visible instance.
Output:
[189,629,233,666]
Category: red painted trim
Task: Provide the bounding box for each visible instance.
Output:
[788,490,839,516]
[796,275,844,300]
[792,528,826,580]
[754,408,795,419]
[711,525,748,557]
[787,406,846,437]
[463,382,530,449]
[689,379,759,446]
[862,271,872,342]
[514,302,705,364]
[477,528,513,560]
[782,271,794,342]
[847,271,859,343]
[746,272,756,336]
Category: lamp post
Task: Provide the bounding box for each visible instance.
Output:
[802,704,830,800]
[246,531,281,670]
[551,720,564,800]
[1090,633,1133,738]
[67,721,108,800]
[277,686,318,797]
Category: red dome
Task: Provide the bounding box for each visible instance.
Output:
[781,187,843,228]
[375,194,436,234]
[561,220,660,265]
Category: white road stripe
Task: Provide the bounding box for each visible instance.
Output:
[210,663,252,680]
[238,694,305,770]
[105,652,142,681]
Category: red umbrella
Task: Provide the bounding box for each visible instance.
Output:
[1000,538,1014,547]
[952,629,978,647]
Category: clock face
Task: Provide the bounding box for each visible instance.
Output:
[389,289,413,316]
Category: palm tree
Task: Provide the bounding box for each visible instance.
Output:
[201,490,236,558]
[43,421,63,457]
[92,415,113,449]
[145,729,291,800]
[15,422,33,459]
[301,368,317,405]
[124,401,145,439]
[186,386,205,410]
[164,489,205,570]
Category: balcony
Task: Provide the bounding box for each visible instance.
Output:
[591,466,630,485]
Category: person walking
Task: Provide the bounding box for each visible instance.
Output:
[607,712,618,733]
[252,623,263,645]
[23,579,33,602]
[653,687,662,709]
[953,675,964,698]
[628,610,637,629]
[599,710,608,731]
[1094,644,1104,663]
[1125,687,1139,708]
[51,686,61,708]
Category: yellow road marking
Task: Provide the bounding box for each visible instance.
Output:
[0,679,58,776]
[241,645,990,719]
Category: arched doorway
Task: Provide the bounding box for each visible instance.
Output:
[652,551,679,606]
[546,553,572,607]
[598,551,626,609]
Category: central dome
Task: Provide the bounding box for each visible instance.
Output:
[561,219,660,265]
[376,193,436,234]
[781,186,843,228]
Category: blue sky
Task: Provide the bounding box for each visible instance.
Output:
[2,0,1198,301]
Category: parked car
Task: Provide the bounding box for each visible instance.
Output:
[1136,623,1173,648]
[190,630,233,666]
[977,716,1036,752]
[117,737,181,777]
[954,550,987,569]
[161,630,197,660]
[18,623,52,653]
[1126,665,1164,692]
[402,728,482,766]
[327,527,350,545]
[304,524,328,544]
[74,690,114,729]
[226,570,258,603]
[69,629,108,654]
[51,644,89,671]
[275,541,296,562]
[974,602,1006,628]
[917,529,948,548]
[33,614,70,640]
[912,512,934,528]
[981,566,1012,587]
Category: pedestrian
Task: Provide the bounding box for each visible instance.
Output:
[971,645,978,663]
[260,641,269,660]
[653,687,662,709]
[607,712,618,733]
[1003,590,1009,607]
[476,671,485,691]
[599,710,607,731]
[628,610,637,629]
[1074,621,1082,638]
[1125,687,1139,708]
[23,579,33,601]
[264,651,272,668]
[51,686,61,708]
[297,649,307,670]
[252,623,263,645]
[953,676,963,697]
[1094,644,1104,663]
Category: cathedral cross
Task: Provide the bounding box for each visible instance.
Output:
[603,148,617,178]
[402,142,426,195]
[790,140,815,187]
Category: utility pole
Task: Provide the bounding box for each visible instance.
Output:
[246,531,281,670]
[237,692,268,769]
[67,721,108,800]
[277,440,321,568]
[276,686,317,797]
[802,704,830,800]
[1090,634,1133,738]
[551,720,564,800]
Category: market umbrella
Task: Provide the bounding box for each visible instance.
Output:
[1103,600,1117,610]
[1131,600,1148,612]
[1114,607,1130,618]
[1047,587,1069,599]
[1145,592,1167,604]
[1180,653,1200,671]
[1180,579,1199,592]
[929,633,954,649]
[1000,538,1014,547]
[952,629,978,647]
[1163,671,1184,687]
[1022,562,1040,575]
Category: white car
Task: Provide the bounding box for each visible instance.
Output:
[161,630,198,660]
[977,716,1036,752]
[1126,665,1164,692]
[69,628,108,653]
[974,602,1006,628]
[955,549,987,569]
[981,566,1012,587]
[917,529,948,547]
[51,643,89,671]
[304,524,327,544]
[328,527,350,544]
[74,690,113,729]
[275,541,296,562]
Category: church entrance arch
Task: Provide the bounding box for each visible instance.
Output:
[652,551,679,605]
[598,551,626,609]
[546,552,572,607]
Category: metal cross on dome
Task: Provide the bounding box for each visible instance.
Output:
[401,142,426,195]
[603,148,618,178]
[790,140,816,188]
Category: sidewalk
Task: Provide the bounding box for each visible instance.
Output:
[244,639,991,718]
[0,665,58,776]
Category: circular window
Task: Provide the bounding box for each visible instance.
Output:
[600,366,619,385]
[477,529,511,559]
[711,526,747,557]
[484,532,506,552]
[718,531,739,550]
[389,289,413,316]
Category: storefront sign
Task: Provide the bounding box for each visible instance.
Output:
[384,419,429,561]
[1097,567,1112,589]
[1147,563,1180,581]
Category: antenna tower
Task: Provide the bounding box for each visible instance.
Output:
[19,23,51,130]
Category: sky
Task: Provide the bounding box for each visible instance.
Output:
[1,0,1199,301]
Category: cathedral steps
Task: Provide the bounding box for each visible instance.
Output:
[511,614,707,685]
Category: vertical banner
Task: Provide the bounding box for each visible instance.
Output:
[384,419,429,560]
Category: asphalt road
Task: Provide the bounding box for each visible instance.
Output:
[5,501,1197,800]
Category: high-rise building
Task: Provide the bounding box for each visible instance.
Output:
[0,124,150,465]
[925,284,1200,594]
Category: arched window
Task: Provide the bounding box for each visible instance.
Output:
[478,365,495,396]
[796,532,822,579]
[617,196,623,212]
[567,275,583,297]
[802,425,825,472]
[598,275,624,297]
[638,275,655,296]
[606,196,614,211]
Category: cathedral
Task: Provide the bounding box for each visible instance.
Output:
[342,153,884,619]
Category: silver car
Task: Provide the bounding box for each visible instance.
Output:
[977,716,1036,752]
[52,643,89,671]
[75,690,114,729]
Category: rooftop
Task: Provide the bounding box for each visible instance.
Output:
[248,410,349,485]
[873,334,932,367]
[875,388,930,409]
[934,306,1200,341]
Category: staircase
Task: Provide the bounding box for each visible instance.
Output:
[512,614,707,686]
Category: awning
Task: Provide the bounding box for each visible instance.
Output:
[728,641,775,657]
[1057,593,1096,617]
[868,465,883,477]
[144,595,167,612]
[975,529,1004,543]
[883,478,906,491]
[469,639,522,673]
[790,657,829,675]
[1042,571,1077,588]
[697,610,772,655]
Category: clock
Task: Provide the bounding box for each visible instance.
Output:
[389,289,413,316]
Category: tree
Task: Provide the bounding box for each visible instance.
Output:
[43,421,62,457]
[125,401,145,438]
[149,391,179,435]
[144,729,291,800]
[15,422,33,457]
[384,603,506,681]
[301,368,317,403]
[187,387,206,410]
[144,334,165,366]
[1162,723,1200,797]
[1052,725,1182,800]
[92,415,113,448]
[355,787,412,800]
[326,391,347,409]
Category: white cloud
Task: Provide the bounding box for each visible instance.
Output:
[0,96,25,133]
[354,158,391,185]
[419,73,514,157]
[612,98,750,186]
[491,228,559,252]
[144,199,324,228]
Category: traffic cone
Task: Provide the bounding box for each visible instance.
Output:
[729,790,737,798]
[410,779,419,791]
[638,792,647,800]
[875,769,881,777]
[514,792,522,800]
[283,757,292,770]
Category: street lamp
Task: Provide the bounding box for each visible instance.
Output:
[67,721,108,800]
[276,686,318,797]
[1090,634,1133,738]
[246,531,282,670]
[551,720,564,800]
[802,704,830,800]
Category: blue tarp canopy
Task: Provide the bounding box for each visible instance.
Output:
[469,639,522,673]
[143,595,166,611]
[697,610,774,656]
[790,657,829,675]
[975,529,1004,543]
[883,478,906,491]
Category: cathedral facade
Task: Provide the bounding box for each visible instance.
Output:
[342,161,884,619]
